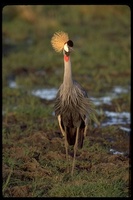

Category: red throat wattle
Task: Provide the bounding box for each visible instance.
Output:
[64,55,69,62]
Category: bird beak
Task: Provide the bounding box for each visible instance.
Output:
[70,47,74,52]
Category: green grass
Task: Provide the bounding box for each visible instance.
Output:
[2,5,130,197]
[48,177,127,197]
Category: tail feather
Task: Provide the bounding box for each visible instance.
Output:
[60,116,86,148]
[66,127,84,148]
[66,127,76,146]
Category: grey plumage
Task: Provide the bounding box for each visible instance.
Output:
[51,31,99,175]
[55,80,97,148]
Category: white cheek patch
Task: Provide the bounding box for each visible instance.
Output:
[64,43,69,52]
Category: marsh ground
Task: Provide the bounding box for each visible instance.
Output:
[2,5,130,197]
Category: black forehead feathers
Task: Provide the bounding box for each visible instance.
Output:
[67,40,74,47]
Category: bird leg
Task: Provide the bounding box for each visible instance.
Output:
[84,117,88,137]
[84,125,88,137]
[64,127,68,160]
[58,115,65,137]
[71,127,79,176]
[57,115,70,173]
[64,126,70,173]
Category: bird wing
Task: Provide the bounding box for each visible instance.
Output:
[73,80,88,98]
[73,80,100,126]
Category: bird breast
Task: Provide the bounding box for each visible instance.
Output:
[55,84,90,127]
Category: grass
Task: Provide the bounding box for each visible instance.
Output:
[2,5,130,197]
[48,177,127,197]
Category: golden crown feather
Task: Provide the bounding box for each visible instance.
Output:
[51,31,69,52]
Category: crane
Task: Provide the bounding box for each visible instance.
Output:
[51,31,99,176]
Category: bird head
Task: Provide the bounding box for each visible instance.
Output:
[51,31,74,55]
[63,40,73,56]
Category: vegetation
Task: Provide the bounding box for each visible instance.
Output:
[2,5,130,197]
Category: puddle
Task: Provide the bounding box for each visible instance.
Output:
[119,126,130,133]
[8,79,58,100]
[91,96,112,105]
[101,111,130,127]
[8,80,18,88]
[104,111,130,122]
[91,86,130,106]
[31,88,58,100]
[112,86,129,94]
[110,148,124,155]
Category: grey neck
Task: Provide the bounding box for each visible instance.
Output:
[63,55,73,90]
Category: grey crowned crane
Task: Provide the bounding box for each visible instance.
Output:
[51,31,99,176]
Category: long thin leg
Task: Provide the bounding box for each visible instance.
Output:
[84,117,88,137]
[64,126,70,173]
[71,127,79,176]
[84,125,88,137]
[64,126,68,160]
[57,116,69,172]
[58,115,65,136]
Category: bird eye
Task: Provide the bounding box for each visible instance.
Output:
[67,40,74,47]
